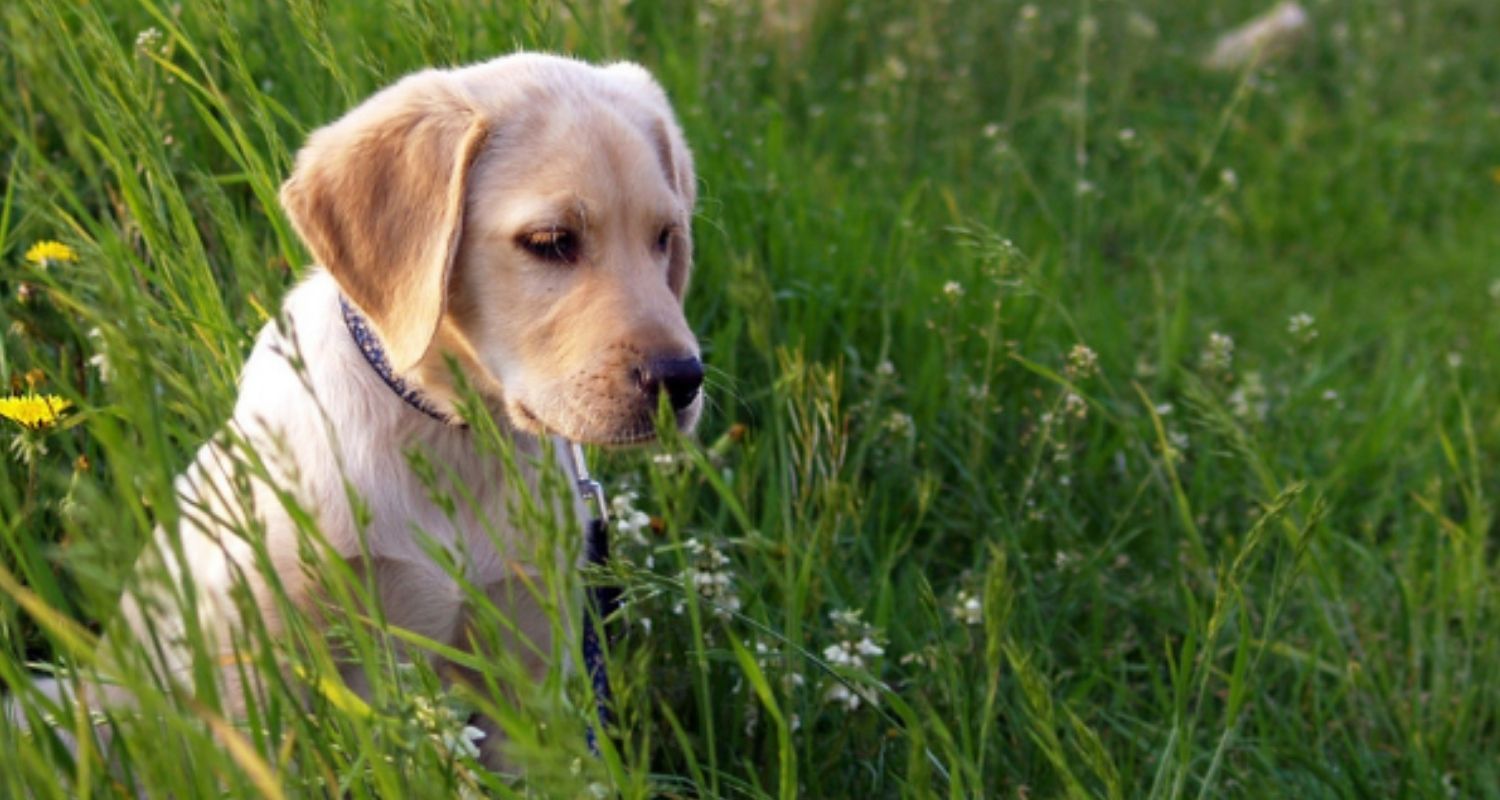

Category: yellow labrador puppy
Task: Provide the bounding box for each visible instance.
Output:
[43,53,701,750]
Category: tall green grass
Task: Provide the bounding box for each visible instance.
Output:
[3,0,1498,796]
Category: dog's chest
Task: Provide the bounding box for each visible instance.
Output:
[347,434,577,647]
[353,432,542,584]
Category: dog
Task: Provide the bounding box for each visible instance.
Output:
[19,53,701,763]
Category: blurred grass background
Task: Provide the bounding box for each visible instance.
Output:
[2,0,1498,796]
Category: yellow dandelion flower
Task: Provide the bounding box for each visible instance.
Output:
[0,394,72,430]
[24,240,78,268]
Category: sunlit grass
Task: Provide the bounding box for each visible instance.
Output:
[3,0,1498,796]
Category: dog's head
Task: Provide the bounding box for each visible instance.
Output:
[279,54,701,444]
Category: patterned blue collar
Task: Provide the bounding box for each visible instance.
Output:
[339,296,465,427]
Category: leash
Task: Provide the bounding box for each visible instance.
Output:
[343,296,619,750]
[563,439,618,754]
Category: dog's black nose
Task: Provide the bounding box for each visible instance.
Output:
[638,356,704,412]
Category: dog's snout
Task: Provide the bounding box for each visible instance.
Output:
[637,356,704,412]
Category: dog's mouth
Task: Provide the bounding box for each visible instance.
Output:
[511,400,665,447]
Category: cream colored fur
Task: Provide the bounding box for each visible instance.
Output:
[74,53,700,756]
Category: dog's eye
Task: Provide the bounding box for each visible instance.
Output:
[655,226,673,255]
[518,228,580,264]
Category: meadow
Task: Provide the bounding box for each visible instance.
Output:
[2,0,1498,796]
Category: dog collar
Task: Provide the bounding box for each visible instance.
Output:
[339,296,465,427]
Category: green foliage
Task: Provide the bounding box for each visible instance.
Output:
[3,0,1499,796]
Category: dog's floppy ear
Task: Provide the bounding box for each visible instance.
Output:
[605,62,697,298]
[658,113,697,299]
[280,70,490,372]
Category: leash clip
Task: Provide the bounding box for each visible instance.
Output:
[565,440,609,524]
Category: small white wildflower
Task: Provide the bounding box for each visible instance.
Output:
[1228,371,1268,423]
[610,490,654,544]
[1075,179,1098,197]
[876,359,896,377]
[1287,312,1317,343]
[412,693,484,761]
[440,725,486,760]
[1155,402,1174,417]
[680,538,740,619]
[1446,352,1463,369]
[1118,127,1138,145]
[823,608,886,677]
[1065,343,1099,380]
[1019,4,1039,22]
[967,382,989,401]
[982,122,1002,139]
[942,280,964,299]
[651,452,687,474]
[823,641,859,668]
[825,683,862,711]
[884,411,915,439]
[950,590,982,626]
[87,327,112,383]
[1219,168,1238,189]
[829,608,864,628]
[1063,392,1087,420]
[134,27,164,56]
[1200,331,1235,372]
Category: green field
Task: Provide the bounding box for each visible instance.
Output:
[3,0,1498,796]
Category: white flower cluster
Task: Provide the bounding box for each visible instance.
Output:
[87,327,112,383]
[1201,331,1235,373]
[1065,343,1099,380]
[677,538,740,620]
[822,634,885,668]
[821,609,886,711]
[1287,312,1317,344]
[134,27,164,57]
[1228,371,1268,423]
[950,589,983,626]
[884,411,915,439]
[411,694,485,761]
[609,489,653,544]
[1063,392,1088,421]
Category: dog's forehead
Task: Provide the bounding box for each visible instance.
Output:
[467,109,681,233]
